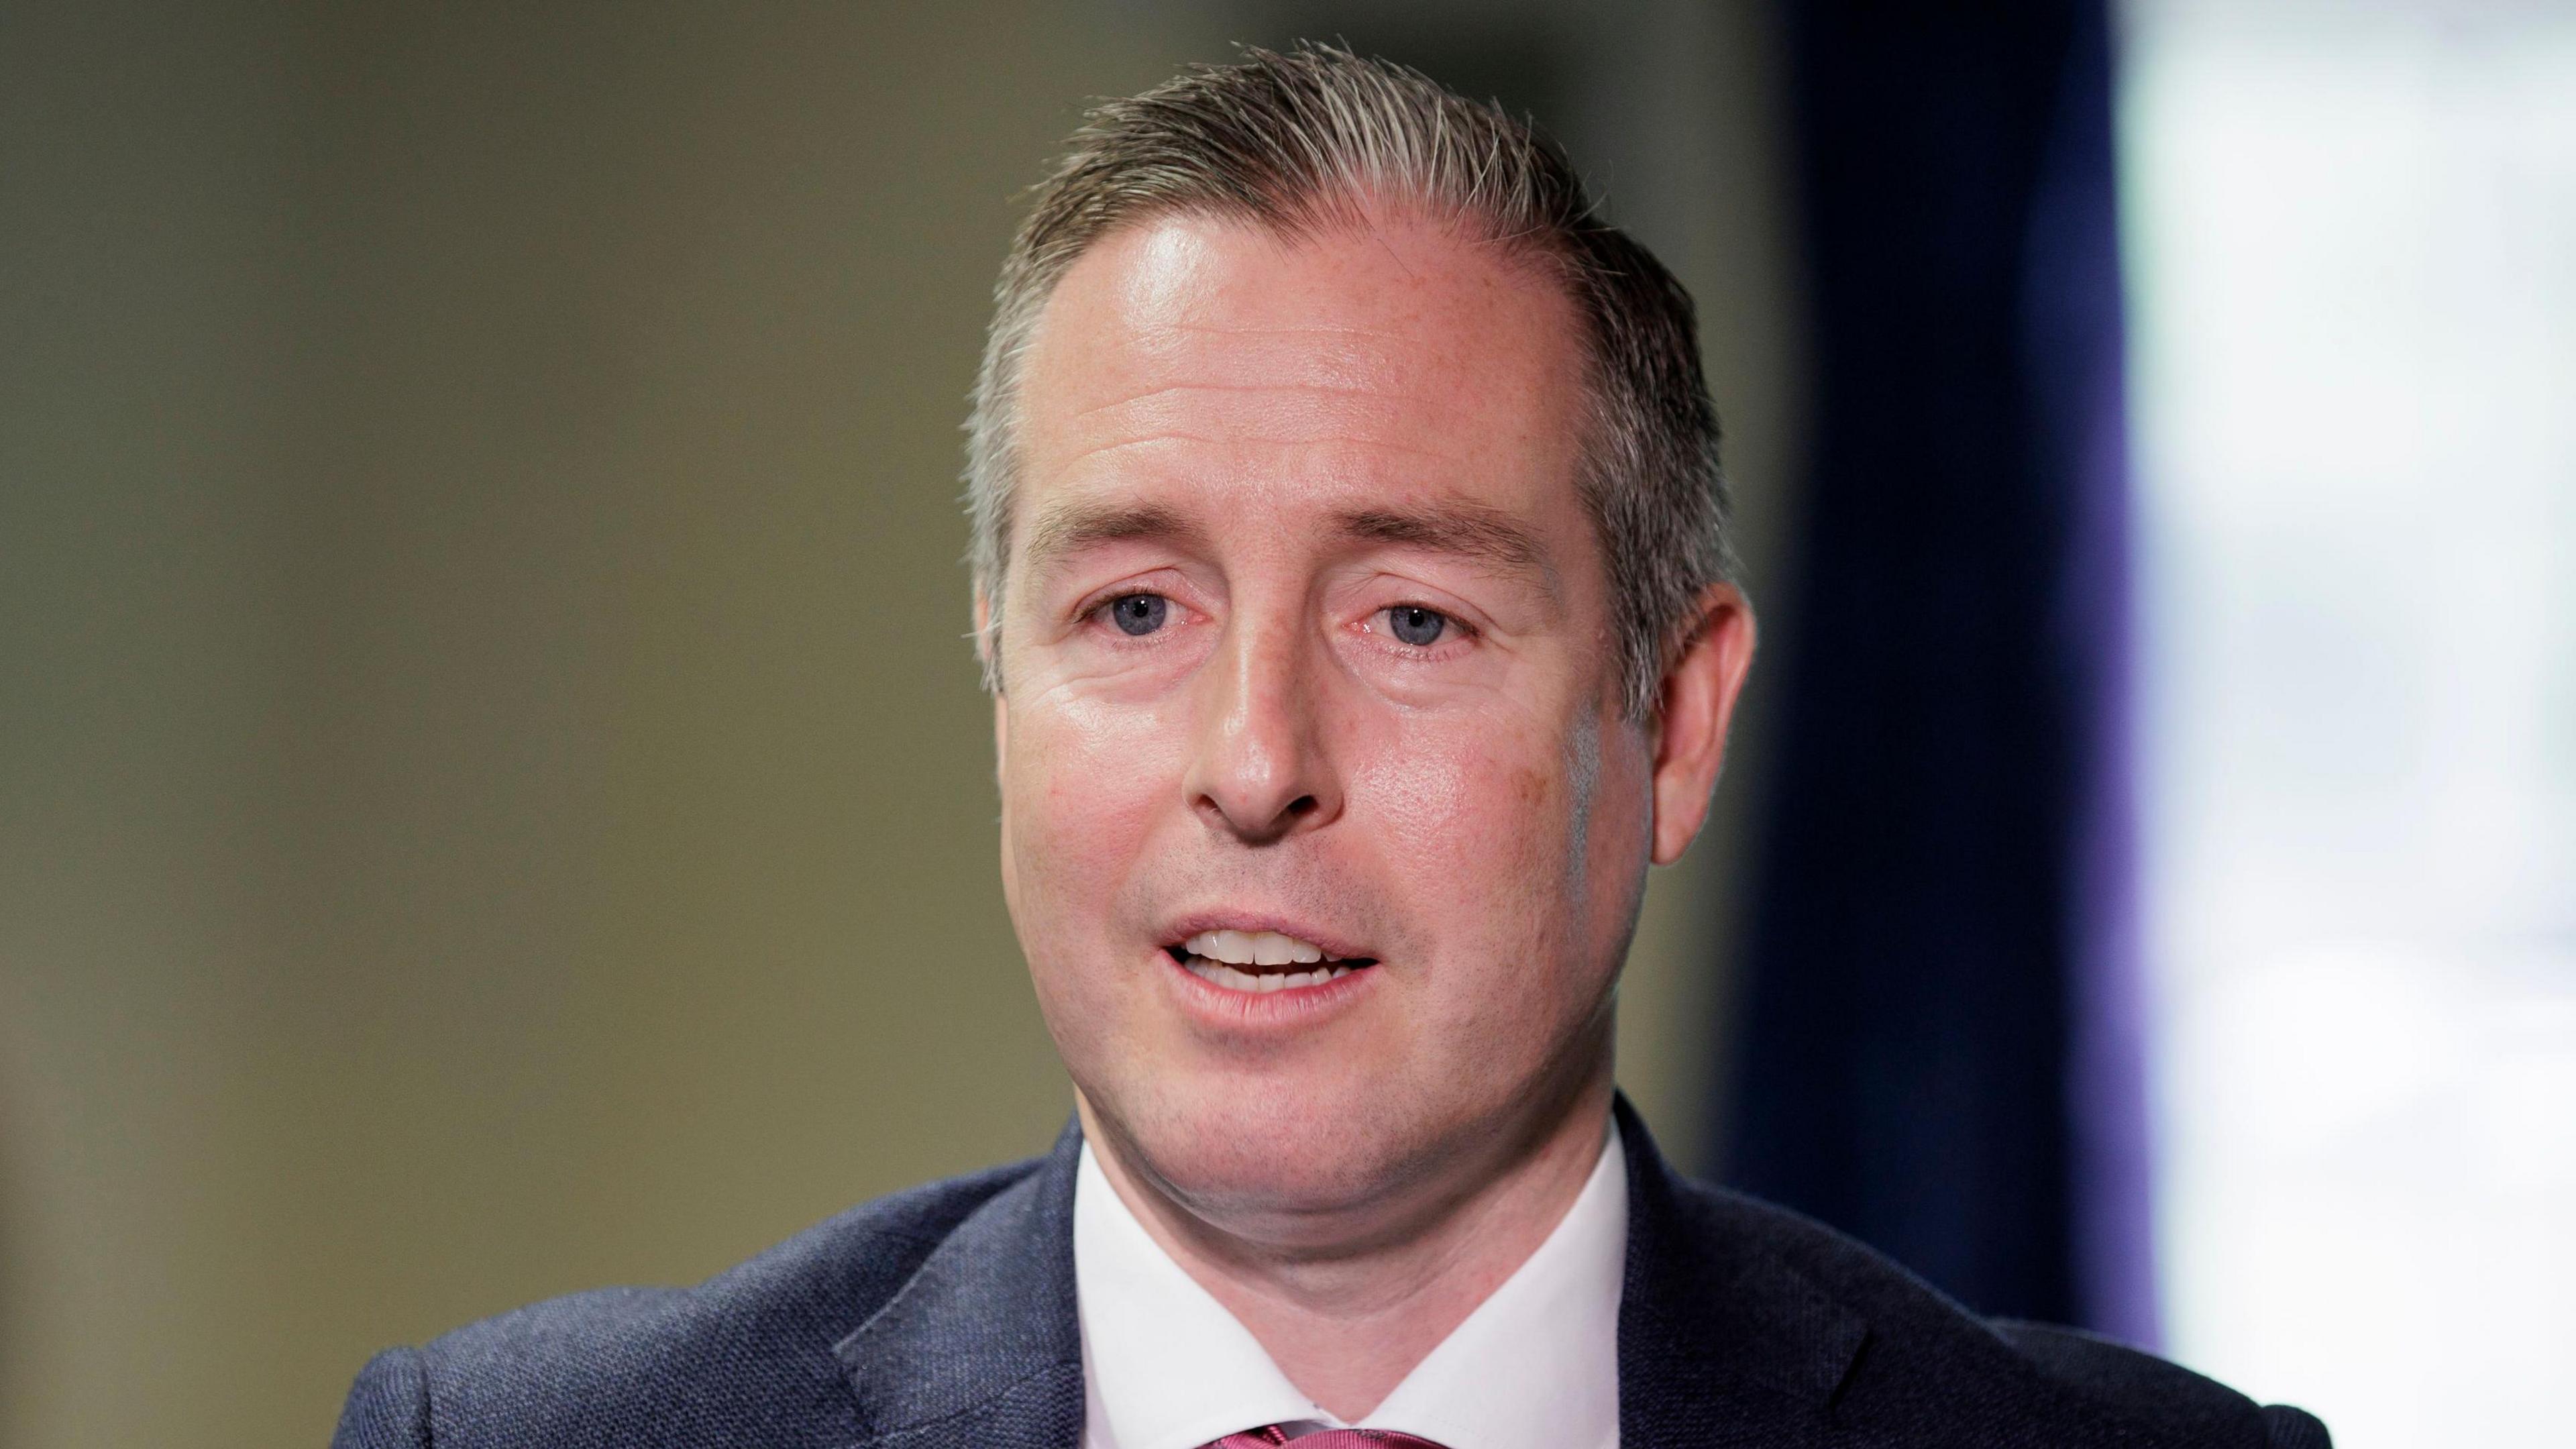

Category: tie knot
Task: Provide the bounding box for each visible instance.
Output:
[1206,1430,1453,1449]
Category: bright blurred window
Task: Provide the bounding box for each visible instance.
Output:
[2121,1,2576,1444]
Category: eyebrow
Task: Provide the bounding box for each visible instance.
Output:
[1334,504,1559,594]
[1019,500,1209,578]
[1016,496,1559,596]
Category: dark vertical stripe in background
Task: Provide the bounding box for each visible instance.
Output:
[1722,0,2155,1342]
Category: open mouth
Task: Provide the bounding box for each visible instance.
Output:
[1165,929,1378,994]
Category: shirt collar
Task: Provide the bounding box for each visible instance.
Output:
[1073,1122,1627,1449]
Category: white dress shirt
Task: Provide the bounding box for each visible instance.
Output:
[1073,1123,1626,1449]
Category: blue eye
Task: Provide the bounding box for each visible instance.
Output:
[1108,594,1169,637]
[1386,605,1448,647]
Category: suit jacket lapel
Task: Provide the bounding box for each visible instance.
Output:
[835,1120,1087,1449]
[833,1103,1868,1449]
[1615,1096,1870,1448]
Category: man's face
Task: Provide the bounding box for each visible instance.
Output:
[992,211,1658,1232]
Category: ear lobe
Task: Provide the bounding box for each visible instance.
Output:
[1650,584,1758,865]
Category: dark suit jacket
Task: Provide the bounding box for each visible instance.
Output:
[333,1100,2327,1448]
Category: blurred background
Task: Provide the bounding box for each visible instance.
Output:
[1,2,2567,1446]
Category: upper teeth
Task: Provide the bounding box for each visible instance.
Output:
[1185,929,1327,966]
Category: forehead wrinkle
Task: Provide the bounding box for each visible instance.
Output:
[1167,322,1410,340]
[1064,316,1430,396]
[1049,380,1475,472]
[1056,433,1464,471]
[1065,379,1430,427]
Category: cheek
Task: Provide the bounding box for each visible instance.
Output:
[1002,692,1183,943]
[1348,731,1475,845]
[1352,706,1646,1048]
[1350,715,1582,951]
[1377,708,1585,843]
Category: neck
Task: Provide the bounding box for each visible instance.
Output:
[1078,1074,1617,1422]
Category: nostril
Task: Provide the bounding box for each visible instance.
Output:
[1285,795,1318,818]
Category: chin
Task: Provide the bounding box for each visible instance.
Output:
[1087,1064,1489,1228]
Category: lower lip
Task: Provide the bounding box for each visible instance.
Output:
[1161,949,1379,1029]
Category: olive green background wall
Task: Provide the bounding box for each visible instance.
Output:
[0,3,1801,1443]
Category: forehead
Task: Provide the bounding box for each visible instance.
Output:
[1014,209,1589,533]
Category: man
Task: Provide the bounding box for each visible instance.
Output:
[334,46,2326,1449]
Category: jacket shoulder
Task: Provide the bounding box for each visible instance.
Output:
[331,1156,1046,1449]
[1991,1322,2330,1448]
[1662,1177,2326,1447]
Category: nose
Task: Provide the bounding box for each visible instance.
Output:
[1181,613,1343,844]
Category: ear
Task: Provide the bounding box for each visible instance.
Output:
[1650,583,1757,865]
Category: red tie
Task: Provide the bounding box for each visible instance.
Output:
[1205,1430,1452,1448]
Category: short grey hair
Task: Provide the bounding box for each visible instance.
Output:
[965,43,1735,716]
